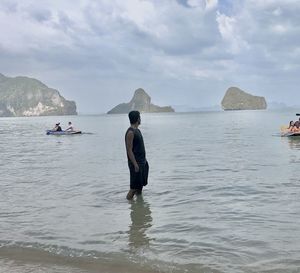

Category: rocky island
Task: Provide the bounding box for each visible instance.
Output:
[221,87,267,110]
[0,73,77,117]
[107,88,174,114]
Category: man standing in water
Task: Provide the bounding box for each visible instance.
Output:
[125,111,149,200]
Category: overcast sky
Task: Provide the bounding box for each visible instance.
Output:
[0,0,299,113]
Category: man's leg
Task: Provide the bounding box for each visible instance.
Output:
[126,189,136,200]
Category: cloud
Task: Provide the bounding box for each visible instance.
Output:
[0,0,300,112]
[205,0,218,11]
[216,11,249,54]
[177,0,218,12]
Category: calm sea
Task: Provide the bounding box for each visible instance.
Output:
[1,110,300,273]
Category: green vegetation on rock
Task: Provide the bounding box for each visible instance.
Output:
[107,88,174,114]
[0,73,77,117]
[221,87,267,110]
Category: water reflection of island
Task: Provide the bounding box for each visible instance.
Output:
[128,196,152,250]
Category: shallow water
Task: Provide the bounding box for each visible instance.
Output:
[1,110,300,273]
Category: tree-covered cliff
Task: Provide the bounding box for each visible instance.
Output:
[0,73,77,117]
[107,88,174,114]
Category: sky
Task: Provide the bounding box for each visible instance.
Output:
[0,0,300,113]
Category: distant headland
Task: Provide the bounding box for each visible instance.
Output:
[107,88,174,114]
[0,73,77,117]
[221,87,267,110]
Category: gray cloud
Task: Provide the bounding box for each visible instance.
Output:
[28,7,52,23]
[0,0,300,113]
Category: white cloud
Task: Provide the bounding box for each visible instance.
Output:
[248,0,300,9]
[187,0,205,8]
[272,7,282,16]
[0,9,72,53]
[119,0,169,38]
[1,0,300,111]
[205,0,218,11]
[216,11,249,54]
[271,24,288,34]
[186,0,217,11]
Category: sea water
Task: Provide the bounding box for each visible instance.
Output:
[1,110,300,273]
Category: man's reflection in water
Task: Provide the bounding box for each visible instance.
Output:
[128,196,152,250]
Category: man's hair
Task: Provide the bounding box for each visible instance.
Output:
[128,111,140,124]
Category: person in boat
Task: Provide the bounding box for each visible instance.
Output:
[294,118,300,131]
[125,111,149,200]
[286,120,294,132]
[287,121,299,133]
[287,121,294,130]
[65,121,74,131]
[53,123,62,131]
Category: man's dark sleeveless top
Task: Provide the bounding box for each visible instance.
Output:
[126,128,146,164]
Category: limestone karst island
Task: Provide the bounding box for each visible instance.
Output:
[0,73,77,117]
[107,88,174,114]
[221,87,267,110]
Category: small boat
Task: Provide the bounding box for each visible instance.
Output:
[46,130,82,135]
[280,125,300,137]
[281,132,300,137]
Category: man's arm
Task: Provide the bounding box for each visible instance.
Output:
[125,130,139,172]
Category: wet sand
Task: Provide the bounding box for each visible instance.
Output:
[0,247,162,273]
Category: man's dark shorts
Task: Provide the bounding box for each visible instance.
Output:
[128,161,149,190]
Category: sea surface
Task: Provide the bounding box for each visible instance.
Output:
[1,110,300,273]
